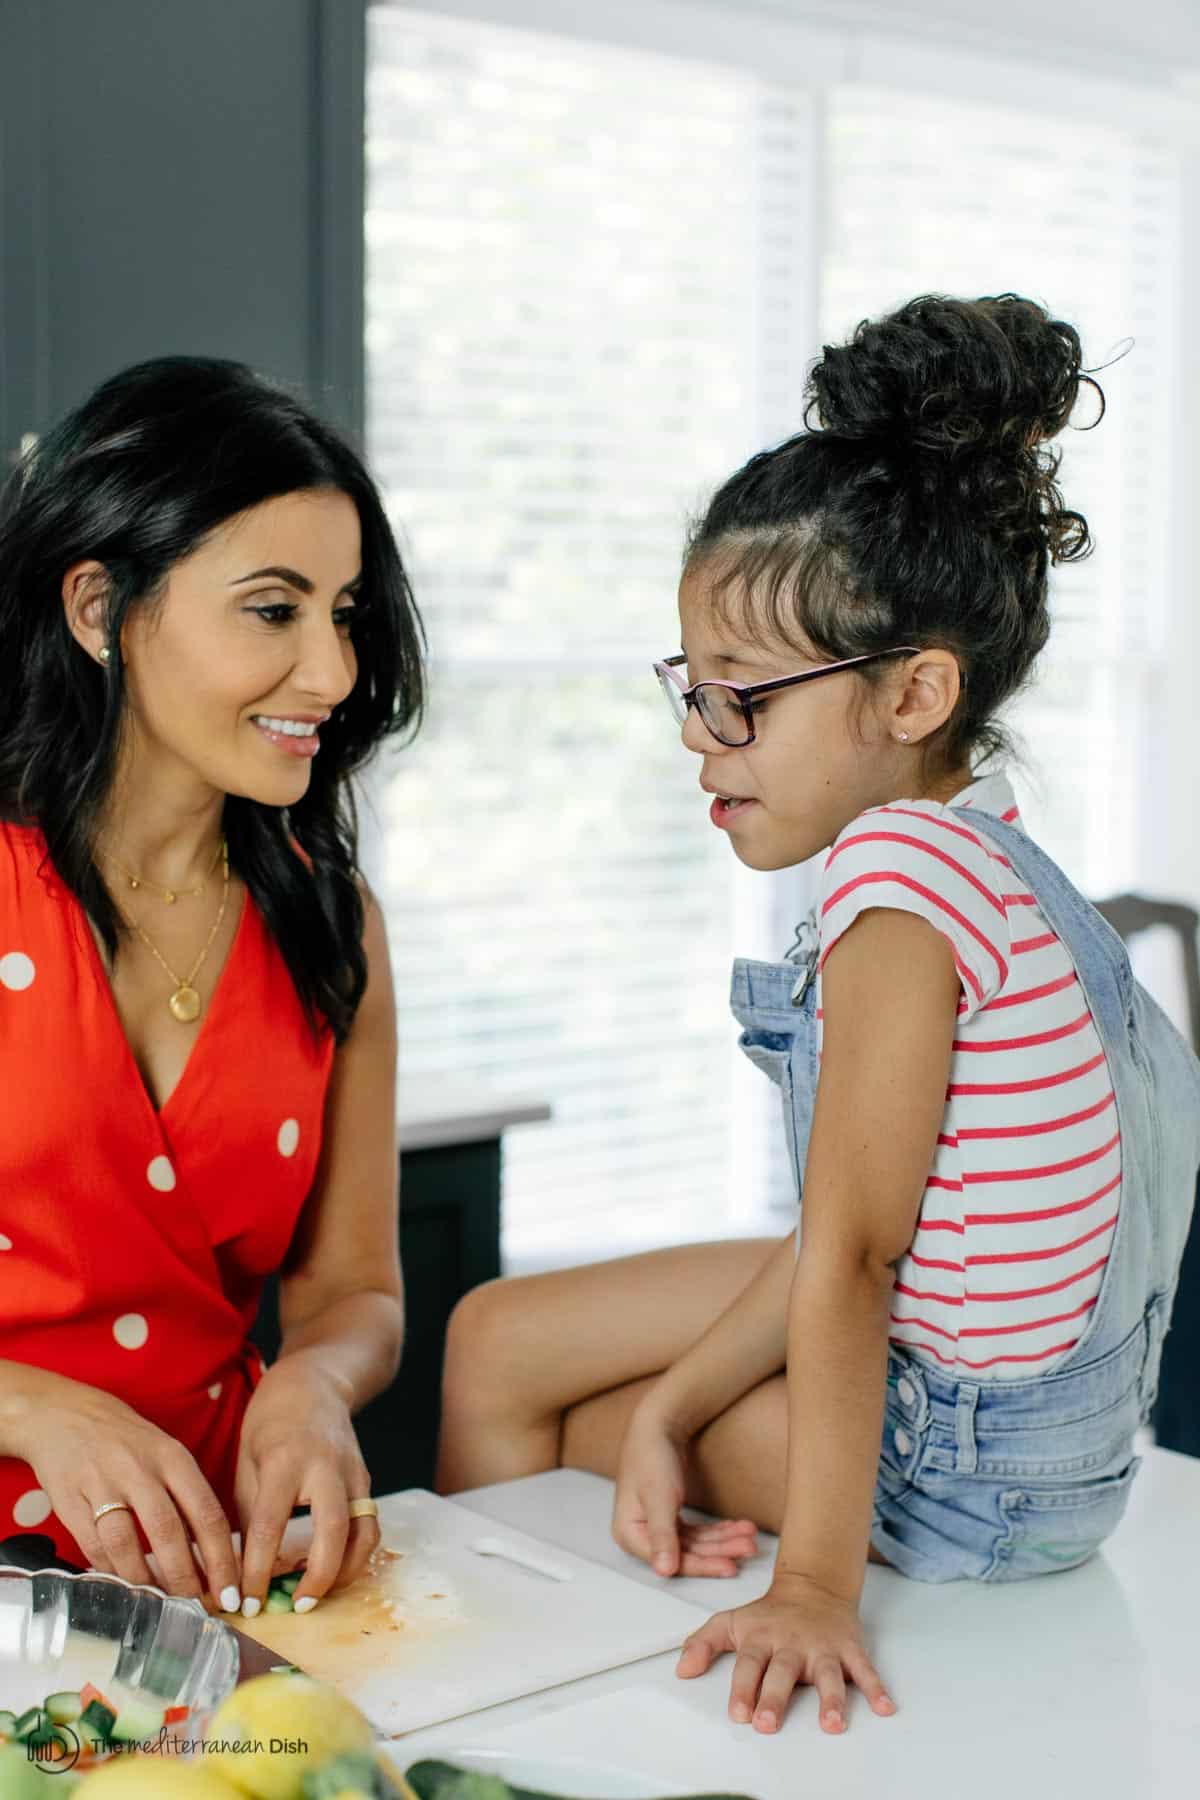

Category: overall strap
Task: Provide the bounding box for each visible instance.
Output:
[948,807,1134,1044]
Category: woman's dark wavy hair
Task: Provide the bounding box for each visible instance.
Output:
[687,293,1104,775]
[0,355,425,1045]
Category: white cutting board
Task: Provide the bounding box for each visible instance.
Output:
[235,1489,709,1738]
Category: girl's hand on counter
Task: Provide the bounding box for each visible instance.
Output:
[676,1571,895,1734]
[612,1403,759,1578]
[234,1358,379,1616]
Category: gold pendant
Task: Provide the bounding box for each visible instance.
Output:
[169,984,201,1023]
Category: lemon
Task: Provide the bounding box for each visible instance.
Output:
[205,1673,373,1800]
[76,1757,245,1796]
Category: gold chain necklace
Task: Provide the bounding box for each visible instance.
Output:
[113,839,230,1023]
[99,834,224,904]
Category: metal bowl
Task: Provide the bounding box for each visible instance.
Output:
[0,1566,239,1740]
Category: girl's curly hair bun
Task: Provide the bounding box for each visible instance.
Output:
[806,294,1103,564]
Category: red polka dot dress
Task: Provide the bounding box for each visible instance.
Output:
[0,820,336,1564]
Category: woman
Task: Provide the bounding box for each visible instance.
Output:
[0,356,423,1619]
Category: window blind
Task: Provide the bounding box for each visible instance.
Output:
[822,84,1179,897]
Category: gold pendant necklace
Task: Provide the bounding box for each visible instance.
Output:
[113,840,230,1022]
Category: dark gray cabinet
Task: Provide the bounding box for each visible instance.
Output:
[0,0,365,460]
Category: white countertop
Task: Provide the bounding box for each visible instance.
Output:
[386,1448,1200,1799]
[396,1085,551,1152]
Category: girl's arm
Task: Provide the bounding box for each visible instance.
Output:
[678,905,960,1730]
[639,1228,795,1438]
[776,904,959,1595]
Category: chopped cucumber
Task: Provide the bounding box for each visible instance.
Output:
[0,1709,15,1736]
[78,1697,116,1744]
[0,1742,79,1794]
[14,1707,49,1742]
[278,1572,302,1595]
[109,1696,167,1744]
[44,1692,82,1725]
[265,1587,295,1613]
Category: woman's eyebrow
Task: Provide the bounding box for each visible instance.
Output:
[230,565,361,596]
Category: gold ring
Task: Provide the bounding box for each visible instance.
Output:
[347,1497,378,1520]
[92,1502,134,1525]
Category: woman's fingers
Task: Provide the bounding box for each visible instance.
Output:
[289,1473,350,1609]
[129,1483,208,1600]
[85,1505,156,1590]
[166,1457,242,1611]
[239,1485,294,1616]
[328,1512,380,1593]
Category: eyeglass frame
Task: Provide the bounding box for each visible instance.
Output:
[653,646,923,747]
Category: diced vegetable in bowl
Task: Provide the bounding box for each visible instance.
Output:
[0,1565,238,1779]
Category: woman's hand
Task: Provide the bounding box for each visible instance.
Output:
[676,1571,895,1734]
[234,1357,379,1615]
[17,1373,242,1611]
[612,1401,759,1579]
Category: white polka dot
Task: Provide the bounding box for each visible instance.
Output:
[12,1488,52,1528]
[0,952,35,991]
[147,1155,176,1192]
[208,1382,222,1400]
[277,1119,300,1158]
[113,1313,149,1351]
[0,1234,11,1252]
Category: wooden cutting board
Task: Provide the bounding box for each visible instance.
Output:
[233,1489,709,1738]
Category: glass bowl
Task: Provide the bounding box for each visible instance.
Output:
[0,1565,239,1743]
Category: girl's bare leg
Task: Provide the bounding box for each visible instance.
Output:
[436,1237,783,1495]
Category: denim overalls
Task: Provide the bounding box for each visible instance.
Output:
[731,808,1200,1582]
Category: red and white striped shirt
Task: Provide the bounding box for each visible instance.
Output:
[815,772,1119,1378]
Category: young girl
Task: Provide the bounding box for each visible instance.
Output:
[436,295,1200,1735]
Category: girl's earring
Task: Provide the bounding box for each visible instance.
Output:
[98,646,111,664]
[896,730,910,742]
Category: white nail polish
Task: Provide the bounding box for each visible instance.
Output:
[293,1595,318,1613]
[241,1596,261,1618]
[220,1586,241,1612]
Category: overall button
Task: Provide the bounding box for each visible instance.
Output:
[897,1377,917,1408]
[893,1427,914,1457]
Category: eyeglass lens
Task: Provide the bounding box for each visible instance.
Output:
[656,669,751,746]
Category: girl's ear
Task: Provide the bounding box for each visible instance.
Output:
[61,561,114,665]
[892,649,961,743]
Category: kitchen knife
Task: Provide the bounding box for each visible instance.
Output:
[0,1533,292,1681]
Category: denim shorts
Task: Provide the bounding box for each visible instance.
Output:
[869,1325,1146,1583]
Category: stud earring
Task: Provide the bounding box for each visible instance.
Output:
[98,646,111,664]
[897,730,910,742]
